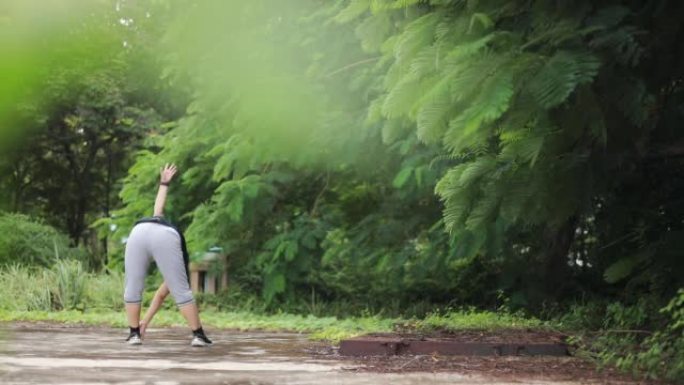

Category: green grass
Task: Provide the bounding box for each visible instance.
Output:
[412,308,544,332]
[0,262,544,342]
[0,308,542,342]
[0,309,394,342]
[0,263,545,341]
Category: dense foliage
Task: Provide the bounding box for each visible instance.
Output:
[0,213,84,267]
[0,0,184,262]
[96,0,684,310]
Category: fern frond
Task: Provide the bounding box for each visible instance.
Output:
[334,0,369,23]
[356,12,393,52]
[435,163,468,196]
[382,119,412,143]
[615,79,652,127]
[409,46,439,77]
[443,32,500,64]
[604,249,653,283]
[585,6,630,30]
[443,114,490,155]
[365,98,385,126]
[448,54,503,103]
[458,156,497,187]
[442,66,513,152]
[528,50,601,109]
[435,166,470,231]
[394,12,441,65]
[499,172,533,222]
[468,12,494,33]
[465,184,500,230]
[590,26,643,66]
[499,128,545,166]
[382,75,421,118]
[417,99,452,143]
[370,0,421,12]
[467,68,514,127]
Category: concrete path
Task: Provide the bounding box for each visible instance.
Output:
[0,325,599,385]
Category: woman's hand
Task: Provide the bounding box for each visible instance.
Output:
[139,320,148,339]
[160,163,178,185]
[154,164,176,216]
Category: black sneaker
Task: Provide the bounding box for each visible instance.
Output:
[126,331,142,345]
[191,331,212,347]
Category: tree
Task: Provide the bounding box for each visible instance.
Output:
[0,0,182,268]
[109,0,684,310]
[339,0,684,303]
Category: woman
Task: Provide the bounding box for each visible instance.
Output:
[123,163,212,347]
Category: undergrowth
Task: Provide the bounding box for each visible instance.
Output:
[1,262,682,382]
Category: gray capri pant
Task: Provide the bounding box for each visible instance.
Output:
[123,222,194,306]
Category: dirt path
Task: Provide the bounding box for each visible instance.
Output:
[0,324,645,385]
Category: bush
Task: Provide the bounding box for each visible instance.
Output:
[0,265,53,311]
[560,296,684,383]
[86,269,125,311]
[624,289,684,382]
[51,259,87,310]
[0,213,83,267]
[0,262,124,312]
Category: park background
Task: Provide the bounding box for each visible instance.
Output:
[0,0,683,381]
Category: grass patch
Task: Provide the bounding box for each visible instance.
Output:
[0,264,546,342]
[0,309,395,342]
[407,308,544,333]
[0,264,544,342]
[0,307,542,342]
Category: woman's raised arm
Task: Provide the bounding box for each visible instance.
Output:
[153,163,177,217]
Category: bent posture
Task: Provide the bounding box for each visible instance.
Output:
[123,164,212,347]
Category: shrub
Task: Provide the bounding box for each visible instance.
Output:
[0,260,90,311]
[625,289,684,382]
[560,296,683,383]
[0,213,83,267]
[51,259,87,310]
[0,265,53,311]
[85,269,125,311]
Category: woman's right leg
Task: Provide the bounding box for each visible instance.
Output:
[123,226,152,336]
[178,302,201,330]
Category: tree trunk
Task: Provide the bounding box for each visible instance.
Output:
[541,217,578,298]
[101,142,113,266]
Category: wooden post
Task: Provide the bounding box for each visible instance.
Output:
[189,262,203,293]
[207,277,216,294]
[188,253,228,294]
[220,271,229,292]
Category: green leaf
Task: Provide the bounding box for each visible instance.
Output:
[382,76,421,119]
[459,157,497,187]
[604,250,652,283]
[284,241,299,262]
[262,271,286,303]
[334,0,369,23]
[529,51,601,109]
[227,196,244,222]
[469,13,494,32]
[394,12,441,64]
[393,167,414,188]
[417,99,451,143]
